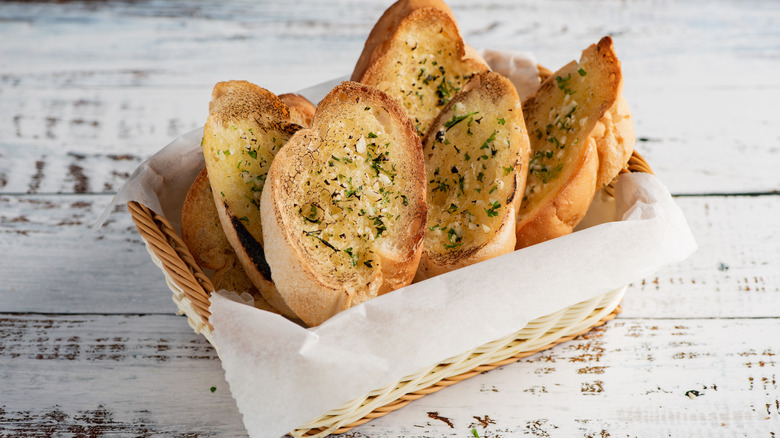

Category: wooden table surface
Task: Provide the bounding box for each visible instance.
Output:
[2,0,778,436]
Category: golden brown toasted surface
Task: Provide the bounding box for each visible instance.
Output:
[203,80,301,248]
[279,93,317,128]
[352,0,489,138]
[183,90,316,272]
[352,0,457,82]
[202,80,302,319]
[181,169,233,270]
[417,71,529,279]
[516,36,631,249]
[261,81,427,326]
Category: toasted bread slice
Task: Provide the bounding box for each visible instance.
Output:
[516,36,634,249]
[183,92,315,271]
[352,0,490,138]
[210,256,280,313]
[279,93,317,128]
[181,168,233,270]
[261,82,427,326]
[417,72,529,279]
[201,80,302,318]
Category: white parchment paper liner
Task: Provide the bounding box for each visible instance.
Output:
[99,51,697,438]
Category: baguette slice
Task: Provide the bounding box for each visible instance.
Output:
[201,80,302,318]
[352,0,490,138]
[516,36,634,249]
[183,93,315,317]
[261,82,427,326]
[417,71,530,279]
[183,92,315,271]
[181,168,233,271]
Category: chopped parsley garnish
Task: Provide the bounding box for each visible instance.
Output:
[481,130,497,150]
[444,227,462,249]
[367,132,378,139]
[556,73,575,95]
[578,67,587,76]
[344,247,358,266]
[436,78,460,106]
[535,163,565,183]
[247,149,257,160]
[372,216,387,237]
[485,200,501,217]
[444,111,478,131]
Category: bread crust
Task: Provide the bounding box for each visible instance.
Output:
[584,36,635,188]
[202,80,301,319]
[279,93,316,128]
[416,71,529,279]
[514,142,598,249]
[352,0,490,137]
[262,82,426,326]
[181,168,232,270]
[515,36,633,249]
[351,0,458,82]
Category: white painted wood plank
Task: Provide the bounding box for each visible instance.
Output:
[354,318,780,437]
[0,87,203,194]
[0,314,246,436]
[621,195,780,319]
[0,195,179,314]
[2,194,778,318]
[2,314,778,436]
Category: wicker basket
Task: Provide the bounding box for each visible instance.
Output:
[128,147,652,437]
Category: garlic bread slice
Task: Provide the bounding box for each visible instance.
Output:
[261,82,427,326]
[201,80,301,318]
[352,0,489,138]
[182,168,233,271]
[417,72,529,279]
[516,36,634,249]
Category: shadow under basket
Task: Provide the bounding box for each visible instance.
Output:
[128,150,653,438]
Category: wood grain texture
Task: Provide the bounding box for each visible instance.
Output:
[1,315,778,437]
[0,195,177,314]
[0,314,246,437]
